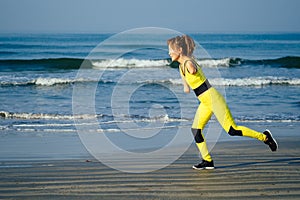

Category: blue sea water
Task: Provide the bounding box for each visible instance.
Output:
[0,32,300,158]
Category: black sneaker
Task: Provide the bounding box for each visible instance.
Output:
[192,160,214,170]
[263,129,278,152]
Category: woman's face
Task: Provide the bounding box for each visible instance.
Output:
[168,45,180,61]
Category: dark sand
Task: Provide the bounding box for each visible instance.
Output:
[0,136,299,199]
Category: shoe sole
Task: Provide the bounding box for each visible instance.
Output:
[265,129,279,151]
[192,166,215,170]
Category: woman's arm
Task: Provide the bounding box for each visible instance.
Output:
[180,73,190,93]
[185,61,197,74]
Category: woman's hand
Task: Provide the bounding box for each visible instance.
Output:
[184,85,190,93]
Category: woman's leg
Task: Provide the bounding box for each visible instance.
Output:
[192,101,213,162]
[210,88,267,141]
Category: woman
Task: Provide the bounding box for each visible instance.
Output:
[167,35,278,170]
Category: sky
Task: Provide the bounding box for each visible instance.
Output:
[0,0,299,33]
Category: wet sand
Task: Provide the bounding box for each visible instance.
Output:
[0,136,299,199]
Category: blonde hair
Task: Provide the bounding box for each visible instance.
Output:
[167,35,195,56]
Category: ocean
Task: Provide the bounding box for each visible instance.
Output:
[0,30,300,162]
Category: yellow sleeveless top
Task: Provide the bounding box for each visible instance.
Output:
[179,59,207,89]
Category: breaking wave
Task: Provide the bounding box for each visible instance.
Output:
[1,76,300,87]
[138,76,300,87]
[0,111,98,120]
[1,110,299,133]
[209,76,300,86]
[1,56,299,71]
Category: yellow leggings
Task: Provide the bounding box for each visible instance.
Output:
[192,87,267,162]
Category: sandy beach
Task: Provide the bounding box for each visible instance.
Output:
[0,135,299,200]
[1,32,300,199]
